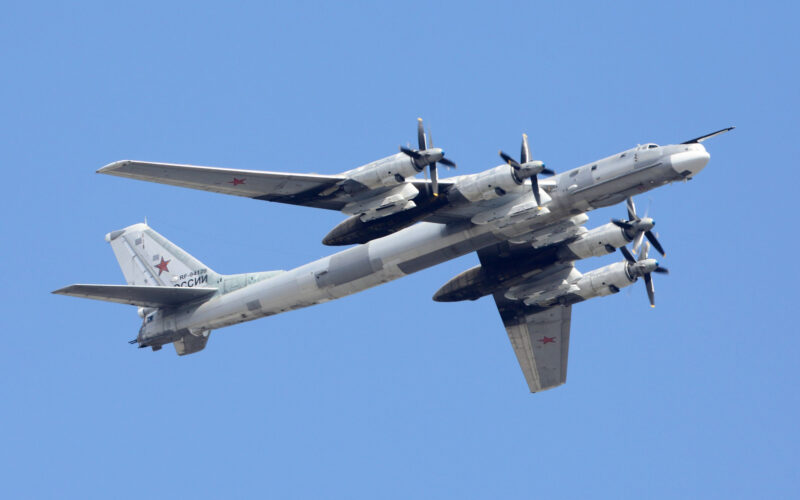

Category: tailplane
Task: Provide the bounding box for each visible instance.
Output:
[54,222,285,356]
[54,222,222,356]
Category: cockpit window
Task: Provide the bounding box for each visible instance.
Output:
[648,144,659,149]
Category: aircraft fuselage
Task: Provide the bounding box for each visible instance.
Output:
[138,142,710,347]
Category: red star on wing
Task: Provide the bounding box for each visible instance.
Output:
[538,336,556,345]
[155,257,170,275]
[229,177,245,186]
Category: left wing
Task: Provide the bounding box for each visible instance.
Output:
[478,243,574,393]
[492,291,571,393]
[52,284,218,308]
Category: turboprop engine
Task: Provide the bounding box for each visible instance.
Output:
[345,118,456,193]
[520,245,669,307]
[454,134,554,204]
[344,153,428,190]
[565,197,667,259]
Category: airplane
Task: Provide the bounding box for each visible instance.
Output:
[53,120,732,392]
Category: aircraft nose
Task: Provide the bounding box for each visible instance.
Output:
[669,146,710,178]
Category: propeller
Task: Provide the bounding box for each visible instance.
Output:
[619,242,669,307]
[399,118,456,196]
[611,197,666,257]
[498,134,555,207]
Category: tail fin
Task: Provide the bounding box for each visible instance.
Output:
[106,223,219,288]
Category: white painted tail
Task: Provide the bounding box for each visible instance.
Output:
[106,223,219,288]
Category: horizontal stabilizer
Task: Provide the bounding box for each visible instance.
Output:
[52,284,217,308]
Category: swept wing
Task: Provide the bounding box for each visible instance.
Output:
[477,243,575,392]
[98,160,449,212]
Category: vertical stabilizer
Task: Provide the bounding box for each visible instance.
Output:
[106,223,219,288]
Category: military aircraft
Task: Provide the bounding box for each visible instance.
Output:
[54,120,732,392]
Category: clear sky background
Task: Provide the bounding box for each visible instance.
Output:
[2,1,797,498]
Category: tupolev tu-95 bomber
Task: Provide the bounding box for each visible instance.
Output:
[54,120,732,392]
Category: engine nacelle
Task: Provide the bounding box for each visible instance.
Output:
[565,222,630,259]
[344,153,422,189]
[574,261,635,300]
[454,165,525,202]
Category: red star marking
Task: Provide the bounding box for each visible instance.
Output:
[229,177,246,186]
[155,257,170,275]
[538,336,556,345]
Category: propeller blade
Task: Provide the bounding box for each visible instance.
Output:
[399,146,421,159]
[644,273,655,307]
[653,266,669,274]
[541,167,555,176]
[430,162,438,196]
[645,230,666,257]
[632,232,645,256]
[439,157,456,168]
[521,133,531,164]
[611,218,634,230]
[417,118,427,150]
[626,197,637,221]
[531,175,541,207]
[499,150,521,169]
[639,241,650,260]
[620,246,636,263]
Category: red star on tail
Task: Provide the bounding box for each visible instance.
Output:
[155,257,170,275]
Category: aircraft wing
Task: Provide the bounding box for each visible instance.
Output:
[478,243,574,393]
[52,284,218,308]
[491,292,572,393]
[98,160,447,212]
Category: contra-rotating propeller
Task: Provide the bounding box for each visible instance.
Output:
[619,242,669,308]
[399,118,456,196]
[611,197,666,257]
[498,134,555,207]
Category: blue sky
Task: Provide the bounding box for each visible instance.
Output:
[2,1,797,498]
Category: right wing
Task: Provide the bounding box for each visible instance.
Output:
[52,284,217,308]
[98,160,449,213]
[98,160,350,210]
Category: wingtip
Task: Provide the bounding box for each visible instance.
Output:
[96,160,130,174]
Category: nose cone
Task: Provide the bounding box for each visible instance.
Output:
[669,145,710,178]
